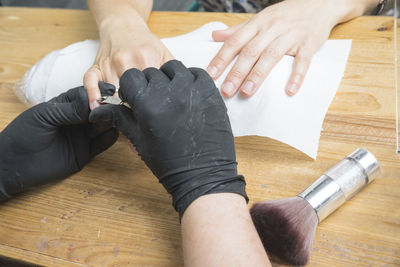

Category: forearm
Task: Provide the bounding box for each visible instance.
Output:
[181,193,271,267]
[87,0,153,32]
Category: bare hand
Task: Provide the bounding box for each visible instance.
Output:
[206,0,342,98]
[84,17,173,109]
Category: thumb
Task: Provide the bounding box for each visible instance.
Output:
[212,23,243,42]
[89,104,138,141]
[84,66,103,110]
[90,127,119,157]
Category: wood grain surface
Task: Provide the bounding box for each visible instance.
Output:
[0,7,399,266]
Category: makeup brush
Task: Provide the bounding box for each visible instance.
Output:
[250,148,380,265]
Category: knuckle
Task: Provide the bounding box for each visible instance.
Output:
[83,70,96,85]
[134,45,158,65]
[265,47,281,60]
[83,70,91,81]
[241,43,260,58]
[225,34,242,48]
[228,68,244,81]
[112,50,131,68]
[211,54,226,68]
[99,59,109,71]
[249,68,264,82]
[305,33,317,44]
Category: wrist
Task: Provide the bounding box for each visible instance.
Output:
[88,0,152,27]
[174,174,248,219]
[326,0,380,24]
[98,11,149,36]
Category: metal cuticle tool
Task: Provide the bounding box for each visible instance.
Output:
[97,95,131,109]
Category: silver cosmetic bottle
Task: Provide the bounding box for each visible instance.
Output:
[298,148,380,222]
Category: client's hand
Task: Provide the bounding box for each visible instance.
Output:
[84,16,173,110]
[90,60,247,218]
[0,83,118,201]
[207,0,348,97]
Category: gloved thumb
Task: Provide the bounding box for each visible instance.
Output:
[89,104,139,142]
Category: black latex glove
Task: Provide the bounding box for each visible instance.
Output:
[0,82,118,201]
[90,60,248,218]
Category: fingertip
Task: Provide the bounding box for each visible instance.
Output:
[240,90,254,97]
[88,91,101,110]
[212,30,228,42]
[221,91,233,98]
[240,81,256,97]
[285,82,299,96]
[212,23,242,42]
[206,65,218,79]
[221,81,237,98]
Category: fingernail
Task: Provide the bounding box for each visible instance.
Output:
[207,66,218,78]
[221,82,235,96]
[241,81,254,96]
[287,83,298,96]
[90,101,100,110]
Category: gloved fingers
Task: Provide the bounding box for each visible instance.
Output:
[160,60,194,82]
[84,81,116,138]
[90,127,119,157]
[48,87,91,124]
[141,67,171,110]
[98,81,116,97]
[119,68,148,108]
[89,104,138,141]
[143,67,170,84]
[189,67,220,96]
[82,81,115,138]
[89,104,120,125]
[42,101,89,126]
[49,86,87,104]
[86,121,114,139]
[190,67,215,84]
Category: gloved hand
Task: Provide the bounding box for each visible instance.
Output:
[0,82,119,201]
[90,60,248,218]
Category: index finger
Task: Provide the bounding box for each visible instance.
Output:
[83,65,103,110]
[207,22,258,80]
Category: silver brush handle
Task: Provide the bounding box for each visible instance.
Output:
[298,148,380,222]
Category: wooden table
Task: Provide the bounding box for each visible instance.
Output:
[0,7,399,267]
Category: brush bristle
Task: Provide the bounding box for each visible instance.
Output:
[250,197,318,265]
